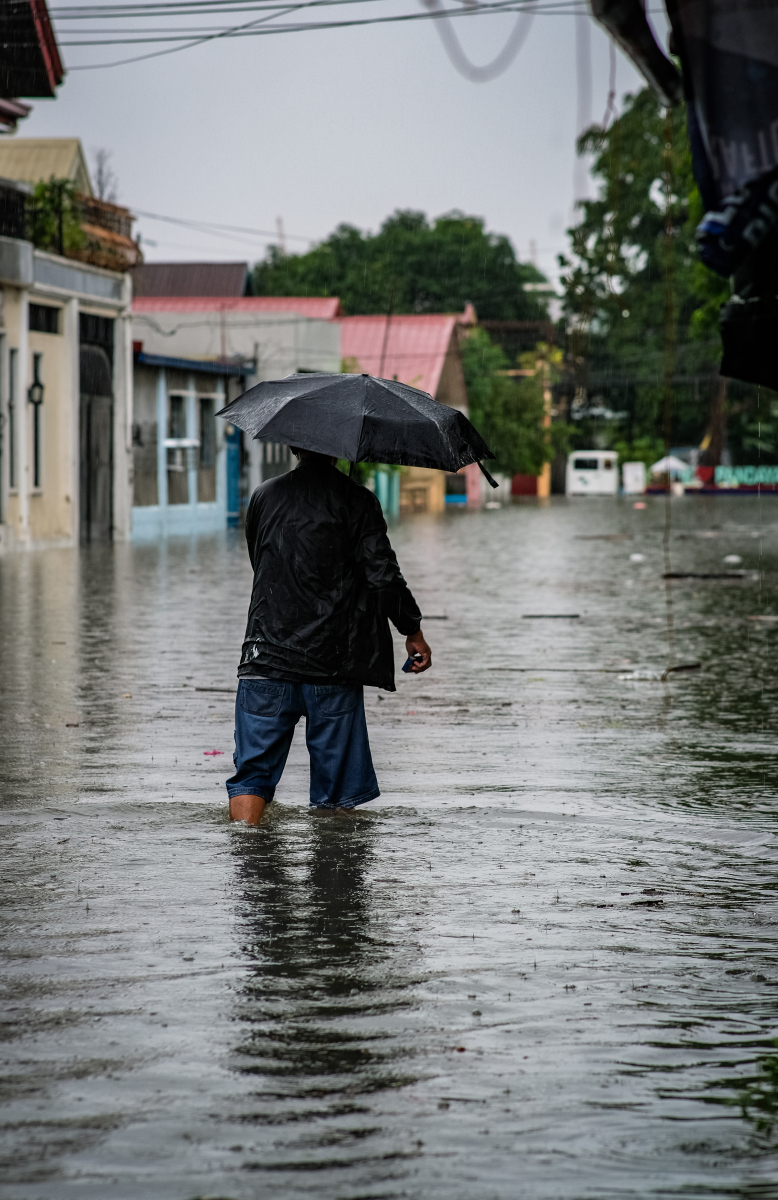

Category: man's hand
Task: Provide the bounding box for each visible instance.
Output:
[405,629,431,673]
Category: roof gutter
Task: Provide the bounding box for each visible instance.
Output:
[134,350,255,377]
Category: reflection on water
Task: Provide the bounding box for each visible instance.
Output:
[227,812,421,1184]
[736,1042,778,1143]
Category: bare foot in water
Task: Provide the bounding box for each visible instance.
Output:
[229,794,267,824]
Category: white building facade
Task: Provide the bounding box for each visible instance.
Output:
[0,184,133,550]
[130,297,341,538]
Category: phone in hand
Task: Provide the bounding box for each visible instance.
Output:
[402,653,423,673]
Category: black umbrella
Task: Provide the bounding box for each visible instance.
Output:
[216,372,498,485]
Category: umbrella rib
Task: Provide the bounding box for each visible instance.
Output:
[355,404,367,465]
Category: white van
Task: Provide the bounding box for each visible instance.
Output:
[566,450,619,496]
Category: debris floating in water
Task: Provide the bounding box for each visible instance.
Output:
[723,554,743,564]
[577,533,632,541]
[662,662,702,679]
[663,571,745,579]
[522,614,580,619]
[618,662,701,682]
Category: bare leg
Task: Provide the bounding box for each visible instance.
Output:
[229,794,267,824]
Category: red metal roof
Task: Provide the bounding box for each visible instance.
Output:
[133,295,343,319]
[341,313,468,398]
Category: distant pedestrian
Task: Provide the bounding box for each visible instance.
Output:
[227,449,430,823]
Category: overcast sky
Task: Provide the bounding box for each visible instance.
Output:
[24,1,659,286]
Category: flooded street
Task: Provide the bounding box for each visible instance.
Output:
[2,494,778,1200]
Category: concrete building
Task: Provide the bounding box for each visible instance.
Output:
[340,306,479,514]
[0,138,141,274]
[130,293,341,537]
[0,27,140,550]
[0,177,133,549]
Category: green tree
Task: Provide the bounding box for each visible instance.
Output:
[253,210,547,320]
[559,89,725,451]
[26,178,86,257]
[462,328,568,476]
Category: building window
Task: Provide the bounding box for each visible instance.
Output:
[199,398,215,468]
[262,441,291,479]
[168,394,186,441]
[130,373,158,508]
[80,313,113,359]
[8,348,16,490]
[167,394,188,505]
[29,304,60,335]
[198,397,216,502]
[31,353,43,489]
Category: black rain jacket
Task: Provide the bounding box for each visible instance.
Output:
[239,457,422,690]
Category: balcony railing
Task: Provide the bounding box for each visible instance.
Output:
[0,182,28,241]
[0,180,140,271]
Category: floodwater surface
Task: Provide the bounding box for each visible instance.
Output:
[2,494,778,1199]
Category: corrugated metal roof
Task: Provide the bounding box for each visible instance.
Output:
[0,138,91,193]
[131,262,252,298]
[340,314,460,398]
[0,0,64,98]
[133,294,343,319]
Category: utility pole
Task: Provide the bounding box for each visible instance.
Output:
[378,279,395,380]
[536,354,552,499]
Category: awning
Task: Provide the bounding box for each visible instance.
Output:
[134,351,254,377]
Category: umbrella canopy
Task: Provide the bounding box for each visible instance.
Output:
[216,372,495,476]
[650,455,690,476]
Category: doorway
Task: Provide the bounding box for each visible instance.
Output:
[79,342,113,542]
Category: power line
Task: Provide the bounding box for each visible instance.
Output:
[61,0,591,66]
[54,0,405,33]
[53,0,581,13]
[62,0,586,40]
[51,0,664,72]
[52,0,390,14]
[65,0,316,64]
[54,0,361,9]
[133,206,314,243]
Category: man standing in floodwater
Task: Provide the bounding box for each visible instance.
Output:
[227,448,431,824]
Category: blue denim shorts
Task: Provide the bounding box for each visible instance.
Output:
[226,679,380,810]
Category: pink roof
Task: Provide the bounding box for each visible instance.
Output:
[340,313,464,397]
[132,295,343,319]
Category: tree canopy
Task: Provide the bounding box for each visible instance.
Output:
[252,209,548,320]
[26,178,86,258]
[559,88,744,458]
[462,328,569,477]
